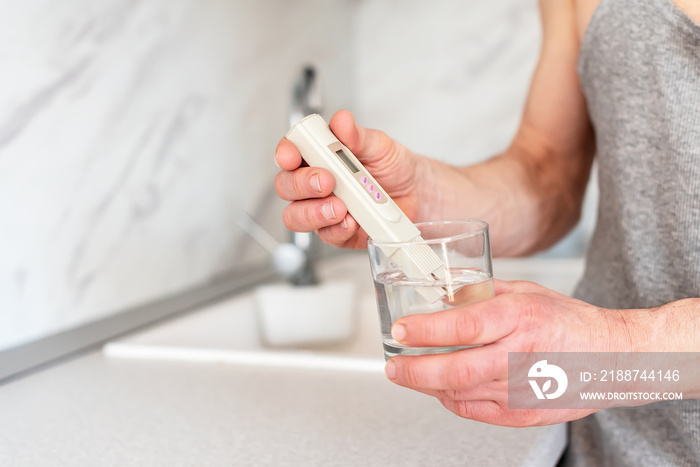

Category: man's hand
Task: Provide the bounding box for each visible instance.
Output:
[274,110,424,249]
[383,280,651,427]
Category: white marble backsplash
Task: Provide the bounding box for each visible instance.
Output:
[352,0,541,164]
[0,0,354,350]
[0,0,593,351]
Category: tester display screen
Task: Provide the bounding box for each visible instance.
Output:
[335,149,360,174]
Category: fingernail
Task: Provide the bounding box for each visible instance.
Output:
[310,173,322,193]
[392,323,407,343]
[341,216,349,229]
[321,201,336,220]
[385,360,396,380]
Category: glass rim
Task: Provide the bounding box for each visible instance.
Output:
[367,219,489,247]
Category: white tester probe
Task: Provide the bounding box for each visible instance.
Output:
[285,114,447,303]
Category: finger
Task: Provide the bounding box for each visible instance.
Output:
[315,213,364,248]
[274,167,335,201]
[385,345,507,391]
[282,197,347,232]
[440,399,560,427]
[329,110,401,169]
[391,294,521,347]
[328,110,366,155]
[438,399,514,426]
[275,138,302,171]
[407,378,507,402]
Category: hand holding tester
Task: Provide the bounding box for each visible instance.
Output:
[285,114,447,302]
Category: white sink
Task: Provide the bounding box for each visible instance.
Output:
[104,252,385,371]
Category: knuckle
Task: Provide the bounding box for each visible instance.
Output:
[455,401,474,419]
[281,205,297,230]
[418,317,437,343]
[437,389,460,401]
[518,296,540,325]
[512,295,547,343]
[455,311,481,343]
[442,399,473,420]
[401,363,423,388]
[291,171,308,198]
[300,203,317,227]
[316,225,341,246]
[274,171,289,200]
[446,361,473,389]
[318,222,353,246]
[315,226,338,246]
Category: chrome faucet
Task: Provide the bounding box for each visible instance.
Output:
[287,66,323,285]
[290,66,322,128]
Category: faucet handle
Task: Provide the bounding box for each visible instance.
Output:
[234,209,316,285]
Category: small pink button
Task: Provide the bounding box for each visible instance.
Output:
[375,192,382,201]
[368,184,375,193]
[361,176,368,185]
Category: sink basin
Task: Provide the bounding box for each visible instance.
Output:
[104,252,386,371]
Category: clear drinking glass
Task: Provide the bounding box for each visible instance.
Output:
[367,220,494,360]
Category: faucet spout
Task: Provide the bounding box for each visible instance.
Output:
[290,66,322,128]
[288,65,323,286]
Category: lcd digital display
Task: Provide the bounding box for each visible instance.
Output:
[335,149,360,174]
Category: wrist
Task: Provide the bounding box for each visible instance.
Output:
[596,307,658,352]
[647,299,700,399]
[412,155,483,224]
[652,298,700,352]
[600,299,700,353]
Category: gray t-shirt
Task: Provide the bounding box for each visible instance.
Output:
[563,0,700,465]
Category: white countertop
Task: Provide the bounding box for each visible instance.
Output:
[1,253,583,466]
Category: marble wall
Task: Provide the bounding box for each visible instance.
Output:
[0,0,354,350]
[352,0,540,164]
[0,0,595,351]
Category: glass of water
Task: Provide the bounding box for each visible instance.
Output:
[367,220,494,360]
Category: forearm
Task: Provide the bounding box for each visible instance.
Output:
[410,0,596,257]
[407,0,596,257]
[413,138,590,257]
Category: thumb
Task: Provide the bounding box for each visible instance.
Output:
[328,110,419,206]
[328,110,400,167]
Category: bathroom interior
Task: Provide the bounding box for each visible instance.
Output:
[1,1,599,465]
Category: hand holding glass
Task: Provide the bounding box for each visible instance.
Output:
[368,220,494,360]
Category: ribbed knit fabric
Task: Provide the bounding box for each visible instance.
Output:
[562,0,700,465]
